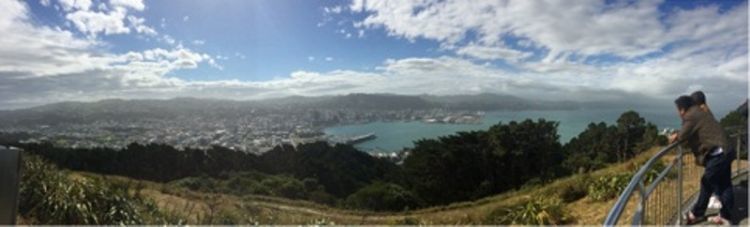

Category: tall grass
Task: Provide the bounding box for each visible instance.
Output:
[17,155,176,224]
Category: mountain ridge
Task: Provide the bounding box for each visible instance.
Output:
[0,93,581,126]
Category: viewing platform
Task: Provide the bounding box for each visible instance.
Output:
[604,131,748,226]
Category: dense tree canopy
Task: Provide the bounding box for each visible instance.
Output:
[16,141,398,201]
[562,111,665,174]
[402,119,563,205]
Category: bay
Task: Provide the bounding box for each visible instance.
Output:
[324,108,685,154]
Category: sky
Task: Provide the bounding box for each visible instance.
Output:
[0,0,747,111]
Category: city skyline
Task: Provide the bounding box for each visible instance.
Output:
[0,0,747,110]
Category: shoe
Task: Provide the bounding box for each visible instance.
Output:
[708,195,723,209]
[709,215,730,225]
[683,211,699,225]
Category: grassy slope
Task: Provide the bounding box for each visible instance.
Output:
[70,146,705,225]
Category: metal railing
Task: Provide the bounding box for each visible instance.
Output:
[604,132,748,225]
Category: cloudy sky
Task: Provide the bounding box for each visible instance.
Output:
[0,0,747,110]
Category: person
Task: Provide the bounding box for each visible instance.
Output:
[669,95,734,225]
[691,91,722,210]
[691,90,714,117]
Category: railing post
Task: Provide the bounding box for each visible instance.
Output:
[0,146,21,225]
[676,146,683,225]
[638,182,646,225]
[737,134,741,173]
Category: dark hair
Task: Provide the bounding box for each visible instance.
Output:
[675,95,694,111]
[691,91,706,105]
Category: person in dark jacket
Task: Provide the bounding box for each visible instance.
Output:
[669,95,734,225]
[691,91,724,210]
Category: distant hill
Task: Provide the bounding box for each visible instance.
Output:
[253,93,438,110]
[0,93,581,127]
[421,93,579,111]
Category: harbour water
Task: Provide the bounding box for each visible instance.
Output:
[324,108,691,154]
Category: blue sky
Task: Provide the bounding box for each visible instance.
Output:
[27,0,447,80]
[0,0,747,110]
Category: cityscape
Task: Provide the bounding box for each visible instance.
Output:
[1,103,482,154]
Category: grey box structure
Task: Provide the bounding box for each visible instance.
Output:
[0,146,20,224]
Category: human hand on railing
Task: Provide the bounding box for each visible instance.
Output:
[668,133,678,144]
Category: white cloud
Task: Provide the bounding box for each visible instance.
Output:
[308,56,315,61]
[192,39,205,45]
[97,2,108,11]
[161,34,176,45]
[234,52,247,59]
[207,58,223,71]
[0,0,222,108]
[324,6,343,14]
[456,43,532,62]
[66,7,129,37]
[58,0,92,11]
[57,0,154,38]
[126,15,157,36]
[183,15,189,22]
[346,0,745,62]
[109,0,145,11]
[40,0,51,7]
[337,0,747,104]
[0,0,99,77]
[325,57,334,61]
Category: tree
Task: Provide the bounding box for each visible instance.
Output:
[562,122,618,173]
[402,119,563,206]
[562,111,663,173]
[615,111,647,162]
[259,142,399,198]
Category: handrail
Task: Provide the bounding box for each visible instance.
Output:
[603,141,683,225]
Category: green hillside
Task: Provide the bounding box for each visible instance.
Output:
[18,146,672,225]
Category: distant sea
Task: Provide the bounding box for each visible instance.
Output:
[324,108,709,154]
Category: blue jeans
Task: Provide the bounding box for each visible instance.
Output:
[691,148,735,220]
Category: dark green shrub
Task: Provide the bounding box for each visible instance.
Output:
[345,182,423,211]
[558,174,591,202]
[261,176,306,199]
[587,173,633,201]
[171,176,218,192]
[395,217,421,225]
[644,161,669,184]
[485,197,571,225]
